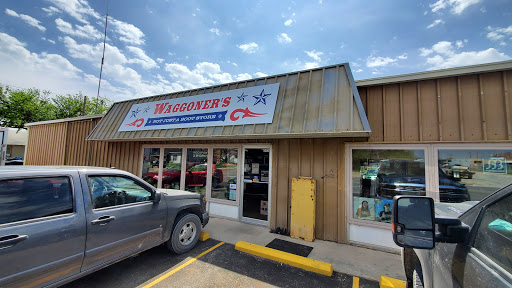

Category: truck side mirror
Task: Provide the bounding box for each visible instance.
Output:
[153,190,162,203]
[392,196,435,249]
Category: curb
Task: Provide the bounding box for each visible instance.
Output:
[234,241,333,277]
[199,231,210,241]
[380,276,406,288]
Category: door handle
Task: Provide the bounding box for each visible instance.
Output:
[91,215,116,225]
[0,234,29,249]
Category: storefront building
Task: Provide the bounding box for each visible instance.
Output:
[25,61,512,251]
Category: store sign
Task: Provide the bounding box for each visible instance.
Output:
[483,157,507,174]
[119,83,280,131]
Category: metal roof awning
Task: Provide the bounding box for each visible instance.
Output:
[87,63,371,141]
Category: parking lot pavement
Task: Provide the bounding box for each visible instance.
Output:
[62,239,380,288]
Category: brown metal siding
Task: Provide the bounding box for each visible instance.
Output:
[26,123,67,165]
[357,69,512,142]
[270,138,346,243]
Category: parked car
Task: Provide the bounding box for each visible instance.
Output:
[377,167,470,203]
[0,166,209,288]
[392,184,512,287]
[143,163,223,189]
[442,164,475,180]
[5,157,23,165]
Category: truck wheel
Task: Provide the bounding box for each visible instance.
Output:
[412,268,424,288]
[167,214,201,254]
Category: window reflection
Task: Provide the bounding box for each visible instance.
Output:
[438,149,512,202]
[185,148,208,194]
[162,148,182,189]
[352,149,425,223]
[212,148,238,201]
[142,148,160,188]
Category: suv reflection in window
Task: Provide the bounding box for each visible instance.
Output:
[375,161,470,203]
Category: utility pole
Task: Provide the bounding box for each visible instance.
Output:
[96,1,109,114]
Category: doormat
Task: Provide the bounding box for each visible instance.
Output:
[265,238,313,257]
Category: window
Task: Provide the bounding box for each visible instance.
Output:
[162,148,183,189]
[141,148,160,188]
[474,193,512,274]
[0,177,73,225]
[438,149,512,203]
[351,148,426,223]
[185,148,209,194]
[88,176,153,209]
[212,148,238,201]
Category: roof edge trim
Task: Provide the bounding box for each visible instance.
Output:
[356,60,512,87]
[25,114,104,127]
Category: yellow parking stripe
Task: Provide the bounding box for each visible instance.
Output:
[142,242,224,288]
[352,276,359,288]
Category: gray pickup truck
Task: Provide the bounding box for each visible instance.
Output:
[0,166,209,288]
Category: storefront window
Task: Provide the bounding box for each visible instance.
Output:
[141,148,160,188]
[162,148,183,189]
[352,149,425,223]
[211,148,238,201]
[185,148,209,194]
[438,149,512,202]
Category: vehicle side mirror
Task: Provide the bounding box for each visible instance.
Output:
[153,190,162,203]
[392,196,435,249]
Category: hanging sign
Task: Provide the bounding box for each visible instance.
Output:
[119,83,280,131]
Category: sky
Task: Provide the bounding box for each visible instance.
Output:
[1,0,512,102]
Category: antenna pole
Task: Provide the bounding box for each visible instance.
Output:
[96,1,109,114]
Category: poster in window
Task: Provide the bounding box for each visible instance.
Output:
[354,197,375,220]
[375,199,393,222]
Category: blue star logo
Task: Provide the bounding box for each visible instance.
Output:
[131,107,140,118]
[237,92,249,103]
[253,89,271,106]
[143,106,151,113]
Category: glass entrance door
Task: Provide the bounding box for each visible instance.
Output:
[241,147,270,225]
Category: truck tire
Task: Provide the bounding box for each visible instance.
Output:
[167,214,201,254]
[412,268,424,288]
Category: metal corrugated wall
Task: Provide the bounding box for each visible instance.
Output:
[271,138,346,243]
[358,70,512,142]
[25,122,67,165]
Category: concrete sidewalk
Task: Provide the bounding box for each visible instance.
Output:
[203,217,406,282]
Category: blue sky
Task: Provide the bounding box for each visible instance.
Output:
[1,0,511,101]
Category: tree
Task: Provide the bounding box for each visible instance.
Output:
[0,85,55,129]
[53,93,112,118]
[0,84,113,129]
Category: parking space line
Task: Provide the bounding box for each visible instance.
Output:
[352,276,359,288]
[142,242,225,288]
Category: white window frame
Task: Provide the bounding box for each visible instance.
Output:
[345,143,432,229]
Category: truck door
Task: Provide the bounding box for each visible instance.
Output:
[0,173,86,287]
[81,173,167,272]
[433,189,512,287]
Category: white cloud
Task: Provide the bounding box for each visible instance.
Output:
[419,40,511,69]
[110,18,145,45]
[304,62,320,69]
[55,18,102,40]
[42,6,61,16]
[430,0,482,15]
[456,39,468,48]
[156,58,164,63]
[126,46,159,69]
[46,0,101,24]
[277,33,292,44]
[305,50,323,62]
[5,8,46,32]
[366,56,397,67]
[209,28,220,36]
[237,42,259,54]
[427,19,444,29]
[235,73,252,81]
[254,72,268,78]
[355,69,363,73]
[398,53,408,60]
[284,19,295,26]
[487,25,512,46]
